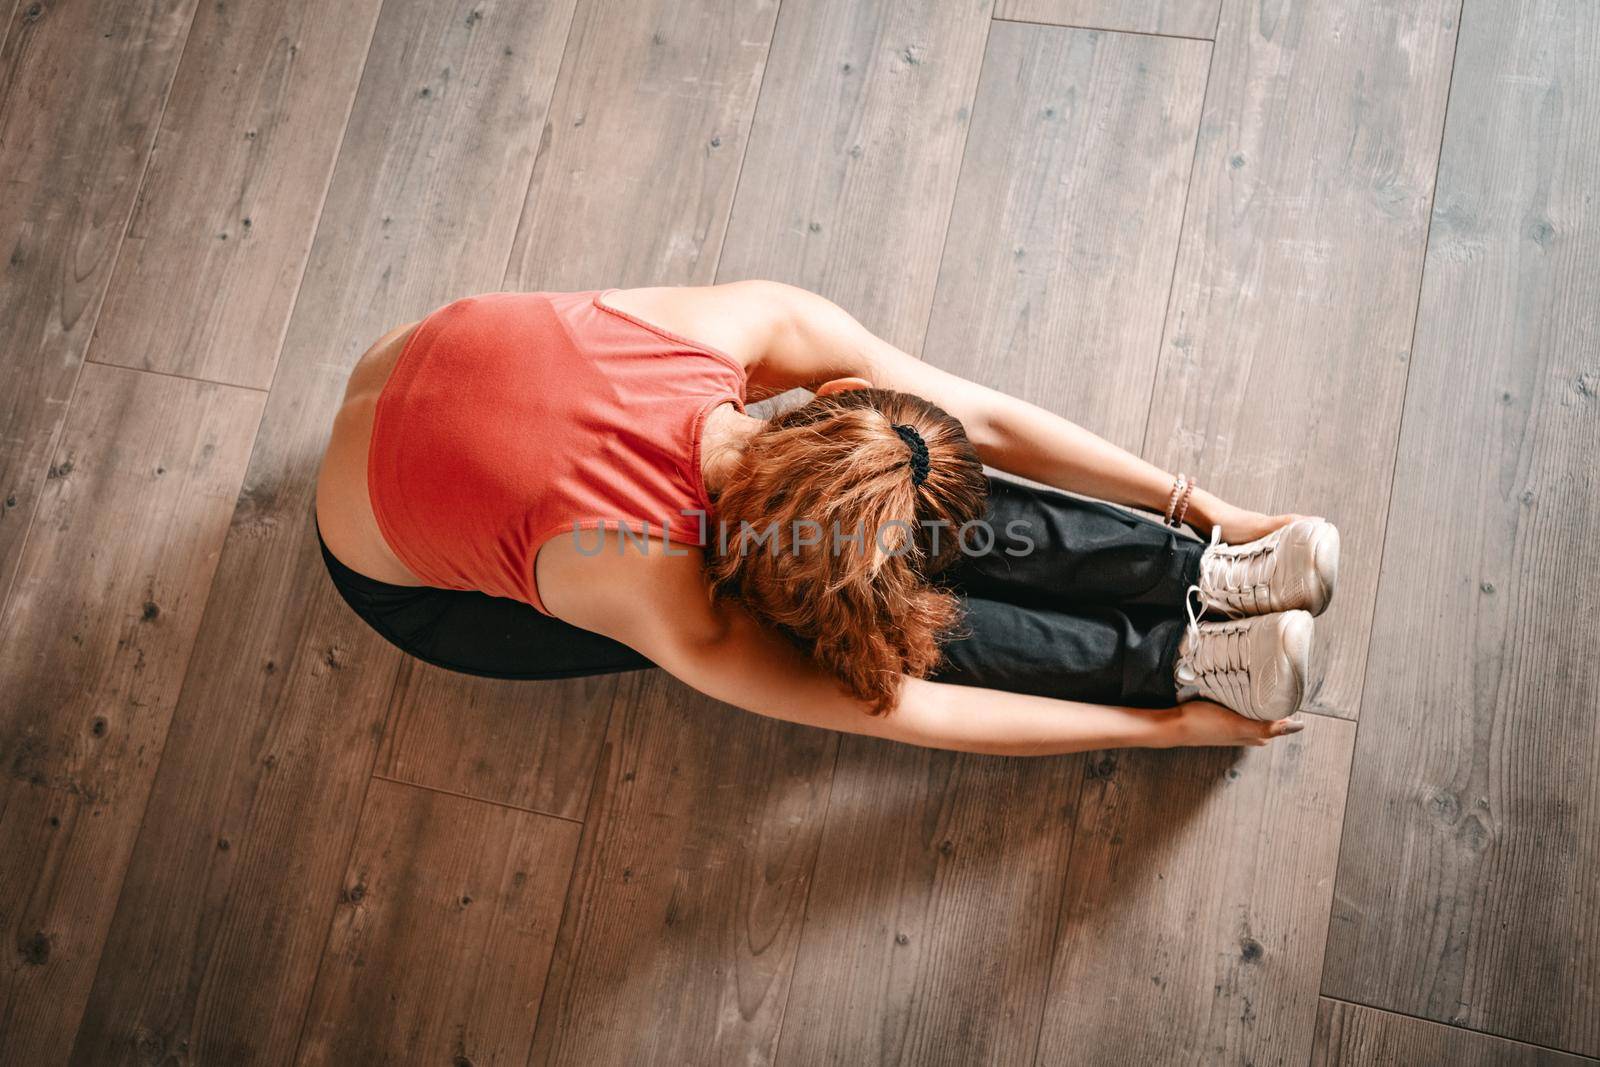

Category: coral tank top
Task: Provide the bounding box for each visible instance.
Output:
[367,289,747,615]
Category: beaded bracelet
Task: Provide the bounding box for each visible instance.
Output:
[1164,474,1186,526]
[1164,473,1196,528]
[1173,477,1196,528]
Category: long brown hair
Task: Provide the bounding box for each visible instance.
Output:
[707,388,988,713]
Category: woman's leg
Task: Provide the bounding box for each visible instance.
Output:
[320,529,653,680]
[944,474,1202,610]
[933,597,1183,706]
[930,475,1198,705]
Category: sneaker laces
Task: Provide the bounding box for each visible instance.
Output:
[1179,576,1254,713]
[1195,523,1278,618]
[1184,526,1222,644]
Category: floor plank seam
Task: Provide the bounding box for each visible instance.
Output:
[1134,33,1215,457]
[498,0,587,292]
[990,15,1214,44]
[78,359,271,393]
[710,0,784,286]
[368,771,587,825]
[912,8,997,357]
[224,0,383,403]
[1318,994,1600,1062]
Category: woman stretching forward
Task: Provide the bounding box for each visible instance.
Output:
[315,281,1338,755]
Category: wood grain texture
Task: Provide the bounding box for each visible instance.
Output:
[924,22,1209,455]
[1322,0,1600,1055]
[1141,0,1459,718]
[0,364,261,1060]
[1036,715,1353,1065]
[296,778,579,1066]
[774,740,1081,1065]
[90,0,382,389]
[504,0,780,291]
[0,0,22,82]
[995,0,1219,40]
[377,668,617,819]
[0,0,197,619]
[67,0,577,1061]
[716,0,994,350]
[528,672,835,1066]
[1312,999,1598,1067]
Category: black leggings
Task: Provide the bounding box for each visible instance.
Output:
[318,476,1201,707]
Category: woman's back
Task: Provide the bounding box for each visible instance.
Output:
[315,289,747,612]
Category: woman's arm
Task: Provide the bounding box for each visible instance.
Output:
[623,593,1296,755]
[726,282,1300,543]
[539,540,1300,754]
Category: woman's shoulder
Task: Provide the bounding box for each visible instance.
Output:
[535,528,728,649]
[596,282,791,371]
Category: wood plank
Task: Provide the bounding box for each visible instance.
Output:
[995,0,1219,40]
[504,0,780,290]
[296,778,579,1066]
[0,364,262,1060]
[1036,715,1354,1064]
[1312,999,1597,1066]
[528,672,835,1065]
[1140,0,1460,718]
[1322,0,1600,1055]
[0,0,197,617]
[923,22,1209,455]
[716,0,994,351]
[774,740,1081,1065]
[375,670,616,820]
[90,0,383,389]
[67,0,578,1061]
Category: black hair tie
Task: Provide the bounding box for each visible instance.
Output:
[891,423,930,487]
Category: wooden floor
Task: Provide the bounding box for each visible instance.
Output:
[2,0,1596,1063]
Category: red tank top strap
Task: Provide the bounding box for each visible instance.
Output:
[590,288,750,389]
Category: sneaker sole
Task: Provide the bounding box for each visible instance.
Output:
[1305,521,1340,617]
[1257,610,1313,720]
[1273,607,1312,716]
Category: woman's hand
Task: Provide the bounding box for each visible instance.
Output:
[1168,700,1304,748]
[1189,491,1308,545]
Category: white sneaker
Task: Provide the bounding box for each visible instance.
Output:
[1195,519,1339,619]
[1173,607,1312,720]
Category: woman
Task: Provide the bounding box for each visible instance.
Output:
[314,281,1338,755]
